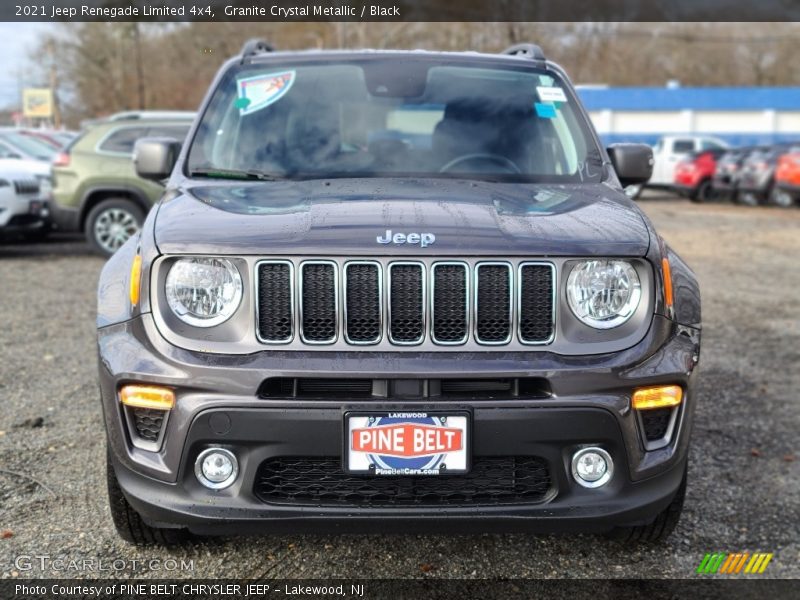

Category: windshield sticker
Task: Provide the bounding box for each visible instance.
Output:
[537,86,567,103]
[236,70,295,115]
[534,102,557,119]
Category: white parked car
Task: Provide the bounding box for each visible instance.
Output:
[625,135,729,199]
[0,168,50,240]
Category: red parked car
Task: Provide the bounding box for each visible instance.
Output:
[774,147,800,207]
[673,149,727,202]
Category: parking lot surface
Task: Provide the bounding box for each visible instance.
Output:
[0,197,798,579]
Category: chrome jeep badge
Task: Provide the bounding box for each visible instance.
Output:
[376,230,436,248]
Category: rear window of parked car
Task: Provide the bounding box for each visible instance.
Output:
[99,125,190,155]
[99,127,148,154]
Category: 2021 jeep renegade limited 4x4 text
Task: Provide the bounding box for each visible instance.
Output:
[98,41,701,545]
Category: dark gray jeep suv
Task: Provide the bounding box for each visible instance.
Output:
[98,41,701,545]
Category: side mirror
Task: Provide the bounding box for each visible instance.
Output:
[607,143,653,187]
[133,137,181,182]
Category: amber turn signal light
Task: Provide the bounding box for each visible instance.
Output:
[632,385,682,411]
[661,257,673,308]
[129,254,142,306]
[120,385,175,410]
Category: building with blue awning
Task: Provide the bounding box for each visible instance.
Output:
[576,86,800,147]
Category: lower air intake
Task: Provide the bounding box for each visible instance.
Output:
[254,456,551,507]
[131,408,165,443]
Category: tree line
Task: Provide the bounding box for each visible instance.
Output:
[26,22,800,127]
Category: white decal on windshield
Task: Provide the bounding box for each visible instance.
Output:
[536,86,567,103]
[235,70,296,115]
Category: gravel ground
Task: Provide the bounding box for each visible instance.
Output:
[0,197,798,581]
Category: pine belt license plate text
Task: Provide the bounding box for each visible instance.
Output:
[345,412,470,475]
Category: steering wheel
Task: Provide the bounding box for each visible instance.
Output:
[439,153,522,174]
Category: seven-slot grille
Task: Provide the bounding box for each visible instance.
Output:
[13,179,40,195]
[256,260,554,347]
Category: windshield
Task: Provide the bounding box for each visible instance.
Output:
[187,58,603,183]
[0,131,57,161]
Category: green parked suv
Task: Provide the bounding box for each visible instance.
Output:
[50,112,193,255]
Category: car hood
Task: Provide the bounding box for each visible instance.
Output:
[0,158,50,178]
[154,179,651,257]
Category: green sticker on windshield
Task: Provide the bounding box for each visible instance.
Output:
[236,70,295,115]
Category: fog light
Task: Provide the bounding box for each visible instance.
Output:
[194,448,238,490]
[571,447,613,488]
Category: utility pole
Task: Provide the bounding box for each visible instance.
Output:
[47,38,62,129]
[132,23,146,110]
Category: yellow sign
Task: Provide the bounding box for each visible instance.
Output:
[22,88,53,118]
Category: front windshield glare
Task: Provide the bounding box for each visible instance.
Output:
[187,59,602,182]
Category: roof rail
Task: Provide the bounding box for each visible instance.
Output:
[106,110,196,122]
[502,43,546,61]
[240,39,274,63]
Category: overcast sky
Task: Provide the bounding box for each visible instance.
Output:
[0,22,55,109]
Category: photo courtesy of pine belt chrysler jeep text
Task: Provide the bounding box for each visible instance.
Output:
[98,41,701,545]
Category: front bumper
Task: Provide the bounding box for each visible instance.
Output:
[99,314,700,534]
[0,199,50,234]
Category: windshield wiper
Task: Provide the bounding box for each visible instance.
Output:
[190,168,286,181]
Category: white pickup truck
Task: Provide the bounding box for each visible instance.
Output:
[626,135,729,199]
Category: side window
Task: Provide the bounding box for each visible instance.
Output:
[701,139,724,151]
[147,125,191,143]
[98,127,148,154]
[672,140,694,154]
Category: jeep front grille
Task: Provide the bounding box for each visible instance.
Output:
[300,261,338,343]
[256,261,294,343]
[255,259,555,348]
[343,262,382,344]
[519,264,556,343]
[13,180,40,196]
[431,263,468,344]
[388,263,425,344]
[475,263,513,344]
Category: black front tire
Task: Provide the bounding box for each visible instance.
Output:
[606,464,687,543]
[689,180,713,203]
[106,448,193,546]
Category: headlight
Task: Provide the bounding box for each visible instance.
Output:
[566,260,641,329]
[165,257,243,327]
[36,174,52,195]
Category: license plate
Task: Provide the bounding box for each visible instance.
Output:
[345,411,470,475]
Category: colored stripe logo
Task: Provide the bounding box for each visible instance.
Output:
[697,552,773,574]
